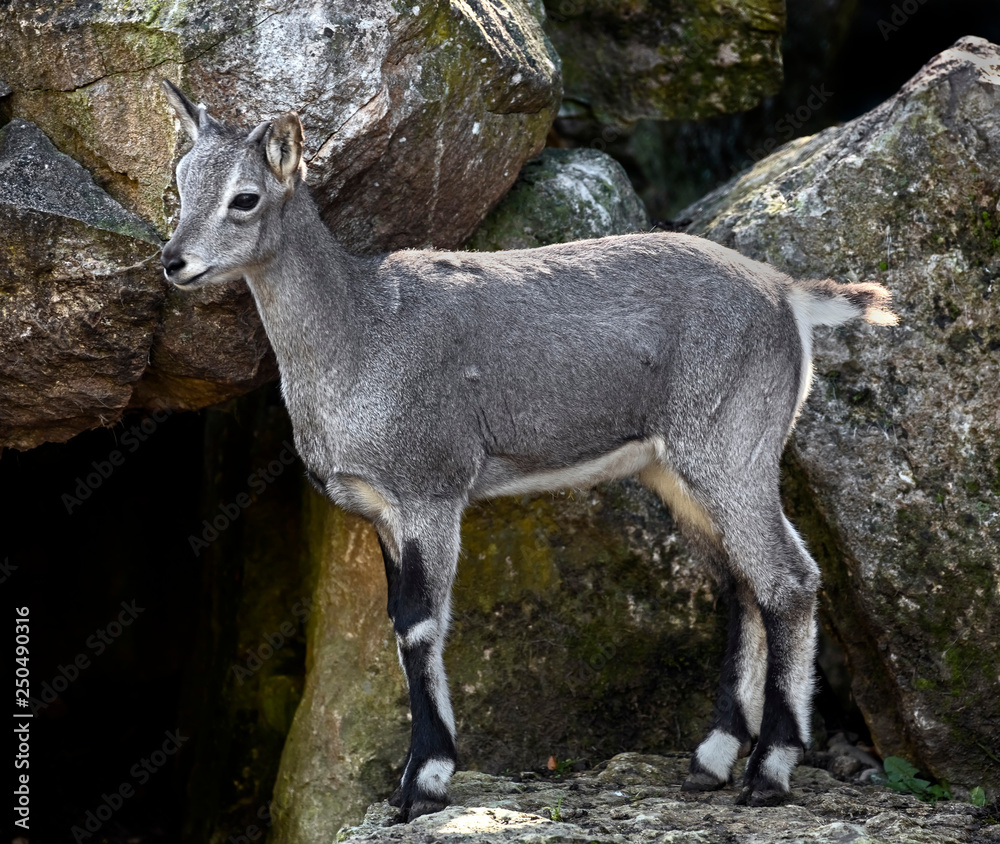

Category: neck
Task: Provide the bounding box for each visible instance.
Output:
[244,186,361,385]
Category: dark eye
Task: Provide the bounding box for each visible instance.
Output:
[230,193,259,210]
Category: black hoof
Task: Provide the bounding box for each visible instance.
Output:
[406,797,448,821]
[682,771,728,792]
[389,778,449,821]
[736,784,789,807]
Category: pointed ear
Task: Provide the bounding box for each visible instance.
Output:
[161,79,201,141]
[247,120,271,146]
[265,113,305,184]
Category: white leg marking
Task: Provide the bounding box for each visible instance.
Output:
[396,639,408,686]
[736,603,767,737]
[427,642,456,738]
[695,729,742,781]
[416,757,455,798]
[780,515,819,745]
[760,745,801,792]
[402,618,438,648]
[782,609,817,746]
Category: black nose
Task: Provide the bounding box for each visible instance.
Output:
[161,251,186,277]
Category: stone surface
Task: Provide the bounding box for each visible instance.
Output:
[680,36,1000,796]
[0,117,278,449]
[467,148,650,251]
[0,0,561,448]
[128,279,279,414]
[340,753,998,843]
[541,0,784,125]
[0,119,163,449]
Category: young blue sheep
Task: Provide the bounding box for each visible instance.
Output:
[159,80,896,819]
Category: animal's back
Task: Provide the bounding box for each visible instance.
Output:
[359,232,803,484]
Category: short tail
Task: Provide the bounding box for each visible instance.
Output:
[789,279,898,329]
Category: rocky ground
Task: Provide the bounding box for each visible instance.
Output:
[341,753,998,843]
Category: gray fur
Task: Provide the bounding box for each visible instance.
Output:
[159,82,897,817]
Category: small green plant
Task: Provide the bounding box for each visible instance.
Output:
[970,786,986,807]
[874,756,951,803]
[542,795,565,822]
[548,757,580,779]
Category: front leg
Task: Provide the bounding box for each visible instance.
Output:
[378,512,461,821]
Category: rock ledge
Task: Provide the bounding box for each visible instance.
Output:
[340,753,997,843]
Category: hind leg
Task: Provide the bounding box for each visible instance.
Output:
[735,514,819,805]
[377,505,462,820]
[643,458,817,802]
[640,462,767,791]
[683,575,767,791]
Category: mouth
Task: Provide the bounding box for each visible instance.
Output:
[170,268,210,288]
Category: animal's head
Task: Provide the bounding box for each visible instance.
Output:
[160,80,306,289]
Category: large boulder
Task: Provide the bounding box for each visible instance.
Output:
[0,119,163,450]
[0,119,278,449]
[556,0,858,223]
[0,0,561,448]
[541,0,784,125]
[681,36,1000,796]
[0,0,561,251]
[467,147,651,251]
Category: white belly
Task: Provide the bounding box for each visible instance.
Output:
[476,439,661,499]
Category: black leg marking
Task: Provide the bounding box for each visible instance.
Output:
[712,592,754,742]
[390,540,434,637]
[385,536,459,821]
[377,534,399,622]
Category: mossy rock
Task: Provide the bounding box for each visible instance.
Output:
[467,148,650,251]
[541,0,784,125]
